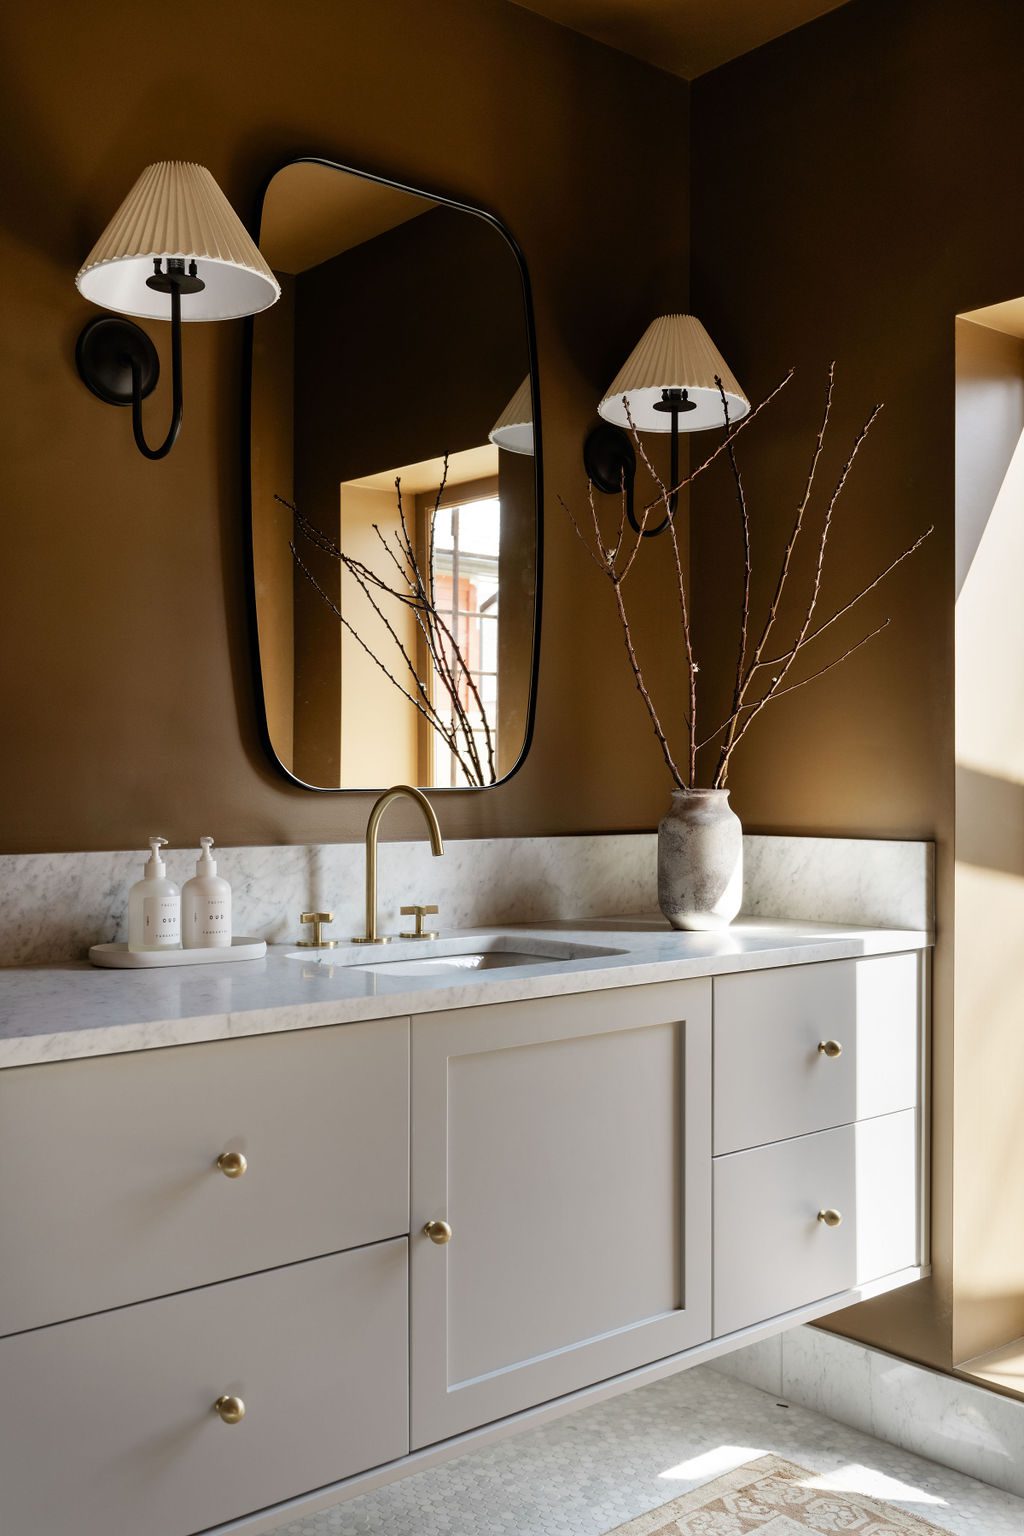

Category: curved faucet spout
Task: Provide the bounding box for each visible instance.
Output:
[355,784,444,943]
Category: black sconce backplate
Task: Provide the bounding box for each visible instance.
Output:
[75,316,160,407]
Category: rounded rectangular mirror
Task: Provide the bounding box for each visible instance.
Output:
[247,158,541,790]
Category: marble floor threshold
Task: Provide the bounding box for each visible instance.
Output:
[265,1364,1024,1536]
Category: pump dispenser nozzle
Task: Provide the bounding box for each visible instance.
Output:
[145,836,169,878]
[196,836,217,875]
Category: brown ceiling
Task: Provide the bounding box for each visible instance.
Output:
[507,0,851,79]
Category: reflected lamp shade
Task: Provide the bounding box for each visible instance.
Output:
[598,314,749,433]
[488,376,534,456]
[76,161,280,321]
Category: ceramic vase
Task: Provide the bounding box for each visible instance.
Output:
[658,788,743,931]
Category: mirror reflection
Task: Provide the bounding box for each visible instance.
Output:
[250,159,539,790]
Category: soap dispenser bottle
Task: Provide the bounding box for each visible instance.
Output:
[182,837,232,949]
[127,837,181,953]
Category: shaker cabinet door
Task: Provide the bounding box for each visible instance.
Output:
[410,979,712,1448]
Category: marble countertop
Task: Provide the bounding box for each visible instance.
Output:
[0,915,932,1069]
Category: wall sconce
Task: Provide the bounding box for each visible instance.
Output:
[583,314,749,537]
[75,162,280,461]
[488,376,535,456]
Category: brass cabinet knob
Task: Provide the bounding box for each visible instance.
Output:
[423,1219,453,1245]
[818,1039,843,1059]
[216,1151,247,1179]
[213,1394,246,1424]
[817,1208,843,1228]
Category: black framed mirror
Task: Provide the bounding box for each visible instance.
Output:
[245,157,542,791]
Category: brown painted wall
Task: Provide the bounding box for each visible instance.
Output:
[0,0,689,853]
[691,0,1024,1370]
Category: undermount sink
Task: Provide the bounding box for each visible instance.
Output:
[357,946,603,978]
[285,935,626,976]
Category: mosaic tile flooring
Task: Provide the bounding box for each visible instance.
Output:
[268,1365,1024,1536]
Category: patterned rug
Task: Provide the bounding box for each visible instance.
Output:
[606,1455,950,1534]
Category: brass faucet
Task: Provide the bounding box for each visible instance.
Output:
[353,784,444,943]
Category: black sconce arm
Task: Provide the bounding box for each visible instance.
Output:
[75,259,204,462]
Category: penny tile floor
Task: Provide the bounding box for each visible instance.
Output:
[269,1365,1024,1536]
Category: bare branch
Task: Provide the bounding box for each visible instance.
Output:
[754,525,934,668]
[290,542,481,782]
[625,396,696,765]
[611,576,687,790]
[715,396,884,783]
[286,472,497,785]
[698,617,892,752]
[634,368,795,523]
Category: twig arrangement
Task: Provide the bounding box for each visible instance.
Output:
[562,365,933,791]
[280,457,497,787]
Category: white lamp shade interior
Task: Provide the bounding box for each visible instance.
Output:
[598,314,749,432]
[76,162,280,322]
[488,375,535,455]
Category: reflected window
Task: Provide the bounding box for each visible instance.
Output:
[431,497,500,788]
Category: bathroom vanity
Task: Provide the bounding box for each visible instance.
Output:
[0,917,929,1536]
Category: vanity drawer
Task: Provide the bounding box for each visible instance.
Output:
[0,1017,409,1336]
[713,1109,920,1336]
[0,1239,408,1536]
[713,953,921,1154]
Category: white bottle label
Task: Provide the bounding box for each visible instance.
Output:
[143,895,180,948]
[190,896,231,945]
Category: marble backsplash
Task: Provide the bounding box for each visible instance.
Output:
[0,833,933,966]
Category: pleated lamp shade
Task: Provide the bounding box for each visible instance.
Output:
[76,162,280,322]
[488,376,534,455]
[598,314,749,432]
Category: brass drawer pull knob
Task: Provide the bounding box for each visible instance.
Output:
[216,1151,247,1179]
[818,1039,843,1059]
[214,1394,246,1424]
[423,1219,453,1245]
[817,1208,843,1228]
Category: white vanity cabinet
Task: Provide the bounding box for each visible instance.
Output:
[0,944,927,1536]
[409,979,712,1446]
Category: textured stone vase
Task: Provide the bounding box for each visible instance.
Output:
[658,788,743,931]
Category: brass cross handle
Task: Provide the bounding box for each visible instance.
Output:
[400,904,440,940]
[297,911,337,949]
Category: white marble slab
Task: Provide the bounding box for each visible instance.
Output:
[744,835,933,931]
[0,917,930,1070]
[711,1324,1024,1500]
[0,833,932,966]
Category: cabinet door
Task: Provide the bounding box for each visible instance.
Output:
[410,979,712,1447]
